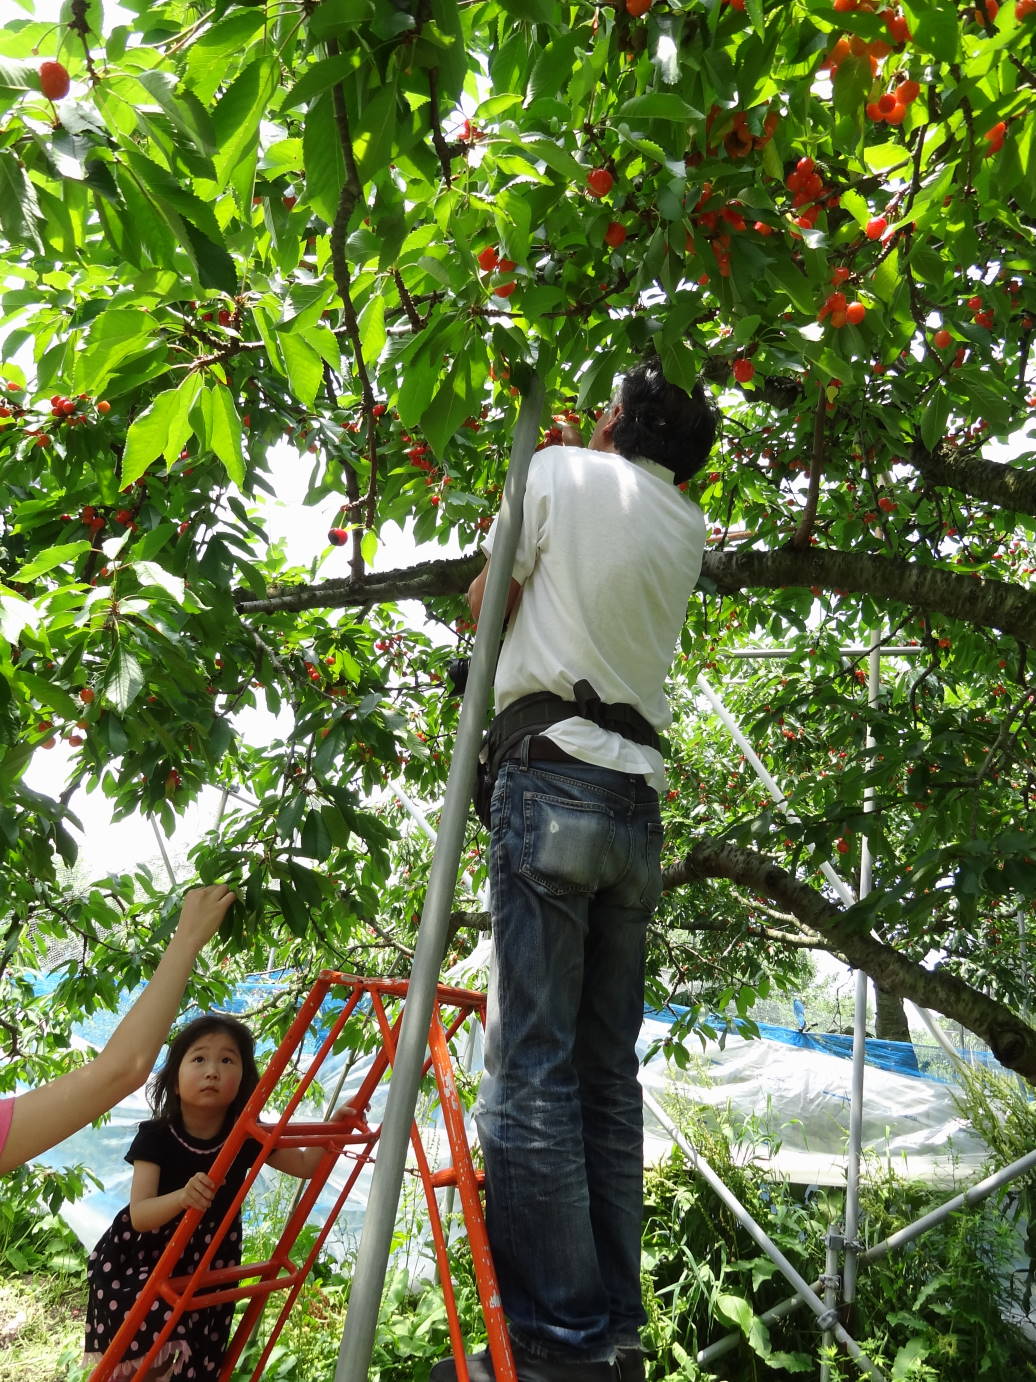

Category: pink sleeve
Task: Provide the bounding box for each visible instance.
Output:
[0,1097,13,1158]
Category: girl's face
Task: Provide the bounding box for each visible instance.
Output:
[175,1029,244,1115]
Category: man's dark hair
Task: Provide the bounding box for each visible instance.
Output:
[148,1014,259,1129]
[610,360,718,483]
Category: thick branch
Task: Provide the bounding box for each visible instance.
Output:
[670,837,1036,1079]
[913,442,1036,519]
[236,545,1036,648]
[701,546,1036,648]
[235,552,483,615]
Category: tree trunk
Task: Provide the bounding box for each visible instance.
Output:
[873,983,913,1044]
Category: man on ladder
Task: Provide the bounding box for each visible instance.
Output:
[432,360,719,1382]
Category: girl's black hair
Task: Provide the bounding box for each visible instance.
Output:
[147,1014,259,1129]
[611,359,719,483]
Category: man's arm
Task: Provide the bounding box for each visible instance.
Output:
[467,561,522,623]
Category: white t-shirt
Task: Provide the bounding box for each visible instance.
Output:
[483,444,706,790]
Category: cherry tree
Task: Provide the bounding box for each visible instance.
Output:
[0,0,1034,1078]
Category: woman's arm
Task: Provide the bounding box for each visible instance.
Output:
[0,885,235,1175]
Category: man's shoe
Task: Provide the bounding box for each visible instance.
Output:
[428,1345,617,1382]
[429,1351,496,1382]
[615,1348,645,1382]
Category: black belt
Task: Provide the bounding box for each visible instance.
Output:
[500,734,580,765]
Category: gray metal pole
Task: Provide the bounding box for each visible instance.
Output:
[841,630,882,1312]
[643,1092,887,1381]
[698,1144,1036,1365]
[333,378,545,1382]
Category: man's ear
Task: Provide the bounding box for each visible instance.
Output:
[602,403,622,439]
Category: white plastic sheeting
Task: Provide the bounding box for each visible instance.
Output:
[638,1018,989,1188]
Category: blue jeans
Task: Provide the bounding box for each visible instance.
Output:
[476,748,663,1363]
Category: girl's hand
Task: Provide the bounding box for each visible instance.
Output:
[180,1172,216,1213]
[174,885,237,953]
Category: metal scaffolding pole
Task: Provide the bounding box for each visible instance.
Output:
[839,631,883,1336]
[645,1092,887,1382]
[698,1144,1036,1365]
[332,378,544,1382]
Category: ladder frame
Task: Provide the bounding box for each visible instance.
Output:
[86,971,514,1382]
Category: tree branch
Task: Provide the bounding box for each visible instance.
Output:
[789,389,826,550]
[913,440,1036,519]
[233,545,1036,647]
[669,836,1036,1079]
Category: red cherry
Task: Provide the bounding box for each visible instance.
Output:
[328,527,348,545]
[627,0,651,14]
[586,168,614,198]
[477,246,500,272]
[845,301,866,325]
[865,217,887,240]
[39,60,70,101]
[79,687,96,704]
[732,358,755,383]
[604,222,627,247]
[493,281,517,298]
[96,400,111,413]
[933,328,953,349]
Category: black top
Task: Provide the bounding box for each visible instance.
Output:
[126,1118,264,1225]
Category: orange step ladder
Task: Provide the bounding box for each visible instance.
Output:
[86,971,516,1382]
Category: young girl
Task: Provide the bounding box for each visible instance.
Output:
[0,884,236,1175]
[84,1012,348,1381]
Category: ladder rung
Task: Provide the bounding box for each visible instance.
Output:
[160,1260,302,1310]
[428,1166,486,1189]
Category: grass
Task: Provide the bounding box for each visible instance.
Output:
[0,1273,88,1382]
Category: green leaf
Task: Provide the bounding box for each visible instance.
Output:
[303,92,347,224]
[131,561,187,605]
[279,54,356,112]
[0,150,44,253]
[103,644,145,713]
[920,389,950,451]
[200,382,245,487]
[863,142,911,174]
[903,1,960,61]
[839,188,871,230]
[278,329,324,409]
[309,0,375,37]
[421,345,479,456]
[0,590,37,642]
[10,542,92,582]
[121,148,224,245]
[122,376,201,485]
[16,673,80,720]
[211,55,279,195]
[0,57,38,92]
[616,93,702,123]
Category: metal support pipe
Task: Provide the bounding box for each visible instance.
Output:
[698,1144,1036,1365]
[719,645,927,660]
[842,631,882,1309]
[818,1226,843,1382]
[695,675,855,908]
[333,378,544,1382]
[644,1092,887,1381]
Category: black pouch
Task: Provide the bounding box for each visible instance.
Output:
[474,737,494,828]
